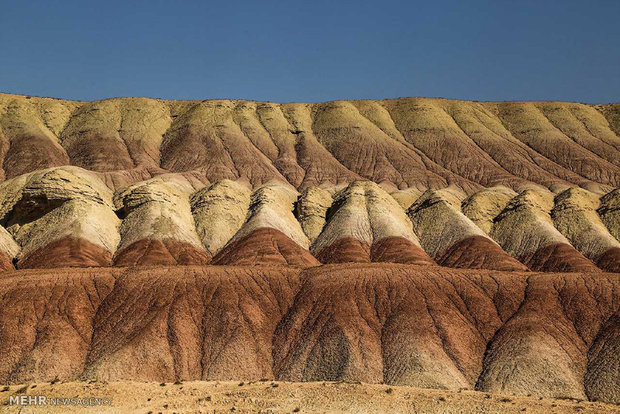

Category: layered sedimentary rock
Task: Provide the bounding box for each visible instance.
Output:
[295,186,333,244]
[0,92,619,405]
[0,165,613,272]
[160,100,287,188]
[113,175,209,266]
[407,189,526,271]
[0,265,619,404]
[211,182,319,266]
[0,95,76,180]
[190,179,251,256]
[461,186,518,235]
[490,189,600,272]
[0,167,120,268]
[0,226,19,270]
[552,188,620,272]
[2,93,620,194]
[599,189,620,242]
[311,181,433,265]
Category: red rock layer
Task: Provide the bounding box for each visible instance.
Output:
[314,237,371,264]
[3,134,69,179]
[211,228,320,267]
[0,265,618,403]
[596,247,620,273]
[369,236,435,265]
[520,243,601,273]
[0,252,14,271]
[17,237,112,269]
[585,311,620,404]
[113,239,210,266]
[436,236,528,271]
[64,133,135,172]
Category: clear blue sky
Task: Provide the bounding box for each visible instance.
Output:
[1,0,618,103]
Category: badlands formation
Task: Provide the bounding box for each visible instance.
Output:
[0,92,619,407]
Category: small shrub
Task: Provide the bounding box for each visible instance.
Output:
[159,382,166,387]
[293,407,301,413]
[385,387,393,394]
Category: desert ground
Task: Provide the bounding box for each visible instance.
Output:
[2,380,620,413]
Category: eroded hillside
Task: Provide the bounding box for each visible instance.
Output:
[1,93,620,193]
[0,93,619,407]
[0,265,619,405]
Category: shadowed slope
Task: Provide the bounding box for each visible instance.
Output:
[586,311,620,404]
[213,182,317,266]
[408,189,526,271]
[312,181,433,265]
[0,225,18,270]
[190,179,251,256]
[0,167,120,268]
[296,186,333,244]
[113,175,209,266]
[551,188,620,272]
[461,187,518,235]
[477,272,619,399]
[599,189,620,242]
[490,189,599,272]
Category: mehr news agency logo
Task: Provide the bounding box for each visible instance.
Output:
[9,395,113,407]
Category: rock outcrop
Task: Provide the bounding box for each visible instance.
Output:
[312,181,433,265]
[113,175,209,266]
[490,189,599,272]
[190,179,251,256]
[0,167,120,268]
[211,182,319,266]
[552,188,620,272]
[408,189,526,271]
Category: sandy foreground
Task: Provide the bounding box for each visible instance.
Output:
[0,381,618,414]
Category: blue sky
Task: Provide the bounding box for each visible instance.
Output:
[0,0,618,103]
